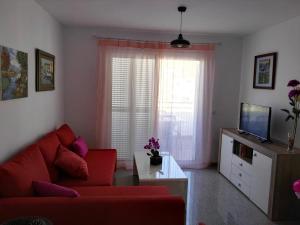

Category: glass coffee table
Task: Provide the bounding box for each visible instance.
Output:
[133,151,188,203]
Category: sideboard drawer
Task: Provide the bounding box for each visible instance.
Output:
[230,174,250,197]
[231,164,251,186]
[232,154,252,174]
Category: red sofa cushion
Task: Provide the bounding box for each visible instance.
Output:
[0,196,185,225]
[57,149,116,187]
[56,124,76,147]
[37,131,61,181]
[55,145,89,179]
[73,186,170,197]
[0,144,50,197]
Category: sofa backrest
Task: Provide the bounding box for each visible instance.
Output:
[0,144,50,197]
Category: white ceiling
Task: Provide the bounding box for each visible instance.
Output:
[36,0,300,35]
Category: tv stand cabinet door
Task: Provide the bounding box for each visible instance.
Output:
[220,134,233,179]
[250,150,272,214]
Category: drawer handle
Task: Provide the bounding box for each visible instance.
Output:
[238,183,241,187]
[239,163,243,167]
[239,173,242,177]
[253,153,257,157]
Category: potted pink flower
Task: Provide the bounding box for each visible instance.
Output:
[144,137,162,165]
[281,79,300,151]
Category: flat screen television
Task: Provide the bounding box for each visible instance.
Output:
[239,103,271,141]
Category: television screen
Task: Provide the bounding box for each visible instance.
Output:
[239,103,271,140]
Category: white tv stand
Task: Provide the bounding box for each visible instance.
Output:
[218,128,300,221]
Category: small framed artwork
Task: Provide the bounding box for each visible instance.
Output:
[253,52,277,89]
[0,45,28,100]
[36,49,55,91]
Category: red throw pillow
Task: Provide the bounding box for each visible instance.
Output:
[33,181,80,197]
[56,124,76,147]
[55,145,89,179]
[72,136,88,158]
[0,145,50,197]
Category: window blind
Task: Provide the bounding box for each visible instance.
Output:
[111,57,155,160]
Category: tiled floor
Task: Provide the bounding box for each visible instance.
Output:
[115,168,299,225]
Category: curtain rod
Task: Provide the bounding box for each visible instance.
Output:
[92,35,222,46]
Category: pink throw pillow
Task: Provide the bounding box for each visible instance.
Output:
[72,136,88,158]
[32,181,80,197]
[55,145,89,179]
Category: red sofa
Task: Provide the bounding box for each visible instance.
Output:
[0,124,185,225]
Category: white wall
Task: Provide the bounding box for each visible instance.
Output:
[240,16,300,147]
[64,26,243,162]
[0,0,64,162]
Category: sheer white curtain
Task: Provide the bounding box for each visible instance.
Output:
[96,40,215,169]
[96,43,159,167]
[157,50,215,168]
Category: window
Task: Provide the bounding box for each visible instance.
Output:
[111,56,203,163]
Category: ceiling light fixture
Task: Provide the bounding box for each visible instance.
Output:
[170,6,190,48]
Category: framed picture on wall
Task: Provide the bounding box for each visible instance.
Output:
[253,52,277,89]
[36,49,55,91]
[0,45,28,100]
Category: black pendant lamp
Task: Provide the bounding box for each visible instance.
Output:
[170,6,190,48]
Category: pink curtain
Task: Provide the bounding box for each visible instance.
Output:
[96,44,112,148]
[96,39,215,169]
[98,39,214,51]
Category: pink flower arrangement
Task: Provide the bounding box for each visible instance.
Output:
[293,179,300,199]
[144,137,160,157]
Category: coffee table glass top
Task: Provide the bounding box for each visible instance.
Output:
[134,151,187,181]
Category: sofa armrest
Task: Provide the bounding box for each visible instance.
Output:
[0,196,185,225]
[88,148,117,171]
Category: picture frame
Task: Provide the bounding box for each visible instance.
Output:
[36,49,55,91]
[253,52,277,89]
[0,45,28,100]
